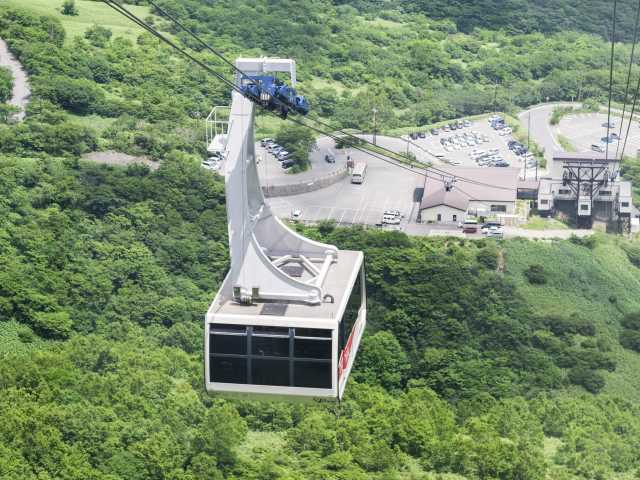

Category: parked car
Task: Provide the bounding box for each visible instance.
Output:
[325,153,336,163]
[418,132,426,139]
[486,226,504,238]
[409,132,418,140]
[281,159,295,168]
[463,120,472,127]
[384,209,402,218]
[601,136,616,143]
[591,144,605,153]
[261,138,274,147]
[430,128,439,135]
[290,209,302,220]
[462,218,479,233]
[602,121,616,128]
[443,124,451,132]
[382,214,401,225]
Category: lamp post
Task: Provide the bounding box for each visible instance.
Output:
[372,108,378,145]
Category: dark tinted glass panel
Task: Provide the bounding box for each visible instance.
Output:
[294,338,331,359]
[253,325,289,335]
[251,358,289,386]
[212,334,246,355]
[294,361,331,388]
[252,336,289,357]
[211,356,247,384]
[211,324,246,334]
[341,274,362,350]
[295,328,331,338]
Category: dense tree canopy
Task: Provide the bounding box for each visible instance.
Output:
[3,2,640,479]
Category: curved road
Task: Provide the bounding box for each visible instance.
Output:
[517,102,580,165]
[0,37,30,121]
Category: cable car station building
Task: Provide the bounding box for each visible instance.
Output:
[205,59,366,400]
[537,153,633,229]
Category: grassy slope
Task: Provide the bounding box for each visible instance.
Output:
[503,236,640,402]
[0,0,150,42]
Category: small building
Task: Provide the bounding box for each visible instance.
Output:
[419,167,520,224]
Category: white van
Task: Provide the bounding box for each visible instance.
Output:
[351,162,367,184]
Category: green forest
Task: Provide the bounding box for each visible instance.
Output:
[2,1,640,479]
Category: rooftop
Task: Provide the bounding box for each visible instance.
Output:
[212,250,362,321]
[420,167,519,210]
[553,152,620,163]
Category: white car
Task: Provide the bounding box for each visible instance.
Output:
[486,226,504,238]
[382,214,401,225]
[384,209,402,218]
[290,209,302,220]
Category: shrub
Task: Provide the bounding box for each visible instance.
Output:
[622,312,640,331]
[620,329,640,352]
[568,367,605,393]
[524,264,547,284]
[61,0,78,16]
[317,219,337,235]
[0,66,12,103]
[85,24,113,47]
[569,235,596,249]
[17,325,36,344]
[32,311,73,339]
[544,314,595,337]
[476,245,499,270]
[623,243,640,268]
[36,76,105,115]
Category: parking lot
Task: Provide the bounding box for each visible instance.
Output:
[557,112,640,155]
[266,147,423,226]
[262,117,533,228]
[401,117,532,176]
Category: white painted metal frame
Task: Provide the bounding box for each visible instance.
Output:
[235,57,297,87]
[204,58,366,400]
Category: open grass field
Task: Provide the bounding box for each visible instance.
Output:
[0,0,150,43]
[503,236,640,401]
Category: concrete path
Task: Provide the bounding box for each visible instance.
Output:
[0,37,30,121]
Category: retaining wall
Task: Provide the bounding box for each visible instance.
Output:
[262,166,348,197]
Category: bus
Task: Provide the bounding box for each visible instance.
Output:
[351,162,367,184]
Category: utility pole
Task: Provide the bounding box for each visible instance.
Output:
[372,108,378,146]
[527,111,531,151]
[493,81,499,114]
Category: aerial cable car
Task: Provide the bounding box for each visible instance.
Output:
[205,58,366,400]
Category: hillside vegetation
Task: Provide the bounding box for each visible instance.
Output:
[3,1,640,479]
[2,153,640,478]
[1,0,639,156]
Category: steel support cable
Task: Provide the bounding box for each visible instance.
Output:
[605,0,618,163]
[615,0,640,159]
[103,0,516,192]
[619,71,640,168]
[145,0,510,184]
[103,0,428,179]
[146,0,449,166]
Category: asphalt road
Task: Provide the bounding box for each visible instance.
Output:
[0,37,30,121]
[518,102,580,164]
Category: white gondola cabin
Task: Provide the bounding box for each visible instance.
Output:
[204,58,366,400]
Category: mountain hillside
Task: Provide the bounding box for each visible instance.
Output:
[2,1,640,479]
